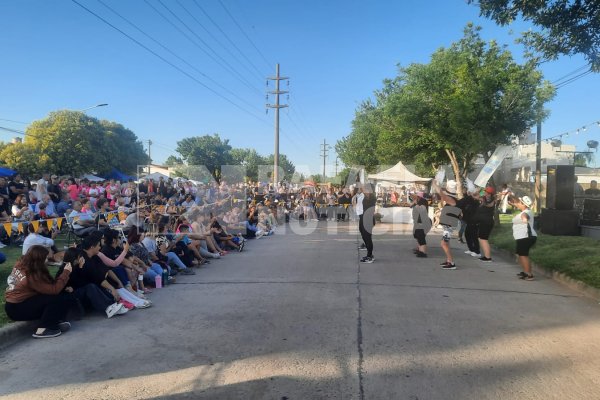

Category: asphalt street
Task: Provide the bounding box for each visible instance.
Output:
[1,221,600,400]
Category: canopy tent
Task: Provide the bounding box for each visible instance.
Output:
[367,161,431,183]
[80,174,105,182]
[0,167,16,178]
[142,172,170,181]
[104,168,135,182]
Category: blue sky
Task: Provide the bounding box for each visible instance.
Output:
[1,0,599,175]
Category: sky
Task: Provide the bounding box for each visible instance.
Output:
[1,0,599,176]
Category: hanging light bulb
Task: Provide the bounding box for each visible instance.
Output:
[565,132,569,138]
[582,126,587,132]
[576,129,580,135]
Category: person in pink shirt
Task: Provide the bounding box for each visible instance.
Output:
[67,178,80,201]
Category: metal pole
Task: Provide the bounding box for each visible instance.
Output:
[322,139,326,181]
[274,64,280,186]
[148,139,153,175]
[534,121,542,212]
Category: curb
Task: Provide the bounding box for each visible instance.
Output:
[494,245,600,302]
[0,321,36,352]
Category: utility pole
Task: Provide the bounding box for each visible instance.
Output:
[534,121,542,212]
[320,139,332,182]
[335,157,339,176]
[147,139,153,174]
[266,64,288,187]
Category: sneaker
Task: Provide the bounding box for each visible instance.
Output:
[360,256,374,263]
[116,304,129,315]
[136,301,152,309]
[464,250,473,254]
[168,276,176,283]
[415,251,428,258]
[180,268,196,275]
[0,242,6,248]
[517,271,528,278]
[471,253,481,258]
[479,257,492,262]
[119,299,135,310]
[413,249,419,254]
[441,262,456,270]
[106,302,121,318]
[58,321,71,332]
[238,241,245,252]
[32,328,62,339]
[519,273,535,281]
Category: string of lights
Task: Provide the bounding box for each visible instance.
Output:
[541,120,600,144]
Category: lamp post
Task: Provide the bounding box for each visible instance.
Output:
[79,103,108,112]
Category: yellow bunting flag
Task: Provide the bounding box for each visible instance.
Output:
[119,212,126,221]
[56,218,63,230]
[18,223,24,234]
[46,219,54,231]
[31,220,39,232]
[3,223,11,237]
[107,212,115,221]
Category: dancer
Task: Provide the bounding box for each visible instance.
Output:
[509,195,537,281]
[357,183,376,263]
[411,192,432,258]
[432,180,461,270]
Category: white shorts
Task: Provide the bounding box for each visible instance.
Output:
[442,226,454,242]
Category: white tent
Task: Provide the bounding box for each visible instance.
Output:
[368,161,431,183]
[80,174,105,182]
[143,172,170,181]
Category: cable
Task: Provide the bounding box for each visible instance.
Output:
[192,0,269,79]
[550,64,590,85]
[151,0,263,96]
[96,0,263,114]
[175,0,264,82]
[70,0,267,124]
[554,69,593,89]
[0,118,28,124]
[218,0,272,70]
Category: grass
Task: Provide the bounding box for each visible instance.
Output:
[491,213,600,289]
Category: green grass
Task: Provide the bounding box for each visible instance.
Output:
[491,213,600,289]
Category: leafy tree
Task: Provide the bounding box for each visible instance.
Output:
[470,0,600,70]
[574,152,594,167]
[0,110,148,176]
[263,153,296,181]
[176,134,232,181]
[338,25,554,194]
[230,148,266,182]
[335,102,381,172]
[164,155,183,167]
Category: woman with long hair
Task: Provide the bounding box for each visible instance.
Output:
[5,245,74,338]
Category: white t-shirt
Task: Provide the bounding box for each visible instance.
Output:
[142,237,157,254]
[512,209,537,240]
[355,193,364,216]
[22,233,54,255]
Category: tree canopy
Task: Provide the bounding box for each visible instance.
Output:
[0,110,149,177]
[470,0,600,70]
[336,24,555,191]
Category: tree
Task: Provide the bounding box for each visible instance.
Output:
[471,0,600,70]
[175,134,233,181]
[338,25,554,194]
[263,153,296,182]
[229,148,266,182]
[0,110,149,176]
[164,155,183,167]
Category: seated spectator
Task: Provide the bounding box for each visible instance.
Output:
[22,223,56,257]
[12,194,33,222]
[68,201,97,237]
[128,228,171,285]
[0,197,11,223]
[123,207,147,231]
[4,245,75,338]
[35,194,58,218]
[55,193,71,217]
[585,180,600,196]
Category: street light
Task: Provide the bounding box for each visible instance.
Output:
[79,103,108,112]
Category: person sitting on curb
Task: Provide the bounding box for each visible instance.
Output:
[5,245,75,338]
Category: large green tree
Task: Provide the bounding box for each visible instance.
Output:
[337,25,554,192]
[263,153,296,182]
[176,134,233,180]
[229,148,266,182]
[0,110,148,177]
[471,0,600,70]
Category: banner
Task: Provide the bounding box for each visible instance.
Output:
[31,220,39,232]
[3,223,11,237]
[56,218,63,230]
[474,145,512,188]
[46,219,53,231]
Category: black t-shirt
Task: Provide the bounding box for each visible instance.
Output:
[47,183,61,202]
[475,196,495,222]
[585,188,600,196]
[7,181,23,202]
[456,196,479,223]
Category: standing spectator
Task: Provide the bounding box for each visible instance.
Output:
[8,174,26,204]
[585,180,600,196]
[0,177,11,207]
[66,178,80,202]
[509,196,537,281]
[36,173,49,202]
[47,175,62,204]
[499,183,512,214]
[4,245,74,338]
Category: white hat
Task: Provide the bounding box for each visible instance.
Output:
[519,196,533,207]
[445,180,457,194]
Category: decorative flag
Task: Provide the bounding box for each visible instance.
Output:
[56,218,63,230]
[31,220,40,232]
[474,145,512,188]
[46,219,53,230]
[118,212,126,221]
[3,223,11,237]
[18,223,24,234]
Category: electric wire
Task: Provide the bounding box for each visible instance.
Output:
[550,64,590,85]
[217,0,272,70]
[96,0,263,114]
[554,69,593,89]
[0,118,28,125]
[192,0,269,79]
[150,0,263,96]
[70,0,267,124]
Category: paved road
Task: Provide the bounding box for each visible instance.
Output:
[1,221,600,399]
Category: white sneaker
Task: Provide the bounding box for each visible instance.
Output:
[116,304,129,315]
[471,253,481,257]
[0,243,6,248]
[105,303,121,318]
[464,250,473,254]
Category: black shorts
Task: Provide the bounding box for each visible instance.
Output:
[478,221,494,240]
[516,237,537,256]
[413,229,426,246]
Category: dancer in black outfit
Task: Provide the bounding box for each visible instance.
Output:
[358,184,376,263]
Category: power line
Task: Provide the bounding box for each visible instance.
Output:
[192,0,268,79]
[218,0,272,70]
[551,64,590,85]
[96,0,262,114]
[175,0,264,82]
[0,118,28,125]
[554,69,593,89]
[150,0,263,96]
[70,0,267,124]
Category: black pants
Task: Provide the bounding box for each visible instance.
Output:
[359,214,374,257]
[74,283,114,313]
[465,222,480,254]
[5,293,73,330]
